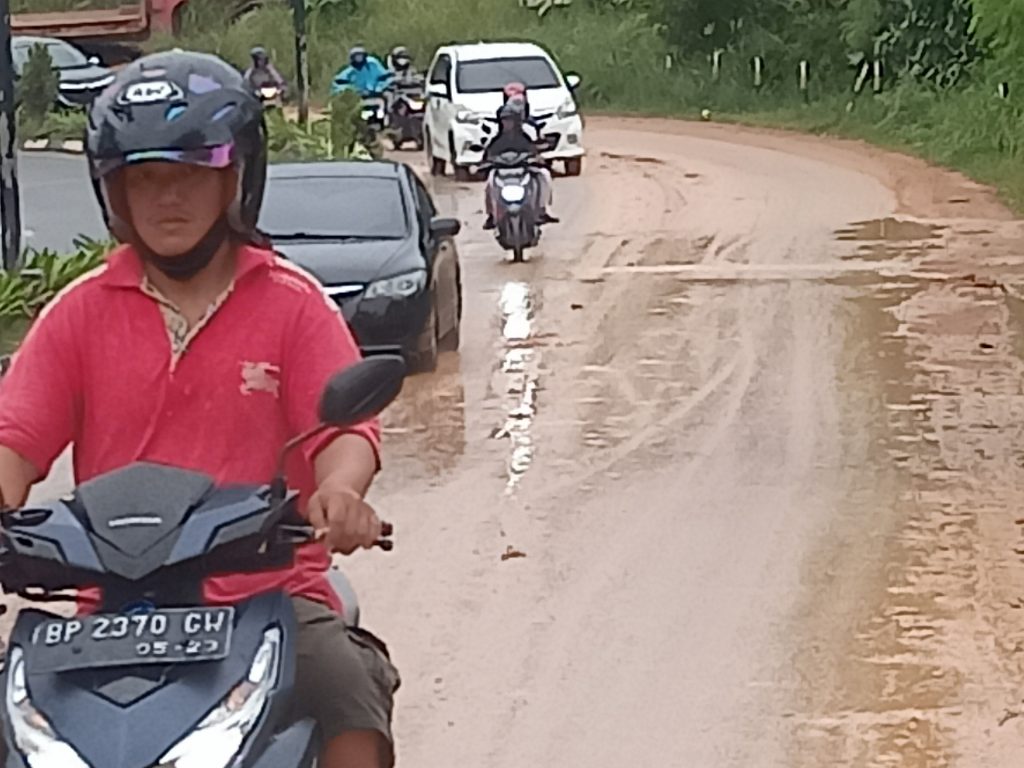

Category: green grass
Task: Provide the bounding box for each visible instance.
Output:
[153,0,1024,215]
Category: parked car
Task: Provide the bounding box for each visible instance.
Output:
[424,41,584,180]
[12,35,115,108]
[260,161,463,373]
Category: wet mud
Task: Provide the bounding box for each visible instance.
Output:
[23,117,1024,766]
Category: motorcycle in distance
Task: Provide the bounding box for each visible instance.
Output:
[359,91,388,139]
[256,84,284,109]
[386,77,426,151]
[333,73,393,142]
[474,143,548,264]
[0,355,406,768]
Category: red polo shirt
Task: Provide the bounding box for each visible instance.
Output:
[0,244,380,614]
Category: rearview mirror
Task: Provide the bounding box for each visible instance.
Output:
[319,355,407,428]
[426,82,449,99]
[269,355,406,503]
[566,73,581,90]
[430,217,461,239]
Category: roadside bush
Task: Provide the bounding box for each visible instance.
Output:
[17,45,58,127]
[265,101,376,161]
[0,236,111,321]
[17,107,88,142]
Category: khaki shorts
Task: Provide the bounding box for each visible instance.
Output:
[289,597,401,766]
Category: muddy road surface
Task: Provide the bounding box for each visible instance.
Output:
[23,116,1024,765]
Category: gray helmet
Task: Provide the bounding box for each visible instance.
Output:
[250,46,267,63]
[86,49,267,254]
[390,45,411,69]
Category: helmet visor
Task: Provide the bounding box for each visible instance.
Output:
[93,143,236,178]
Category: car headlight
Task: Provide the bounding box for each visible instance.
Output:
[5,646,90,767]
[155,627,281,768]
[500,185,526,203]
[364,270,427,299]
[556,98,578,119]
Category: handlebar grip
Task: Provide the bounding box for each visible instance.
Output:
[380,521,394,537]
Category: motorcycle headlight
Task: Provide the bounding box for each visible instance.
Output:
[259,87,278,98]
[556,98,578,119]
[364,269,427,300]
[155,627,282,768]
[407,99,424,110]
[500,185,526,203]
[5,646,90,767]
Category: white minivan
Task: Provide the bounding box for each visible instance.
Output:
[423,42,585,180]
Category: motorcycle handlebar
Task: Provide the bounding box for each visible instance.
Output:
[281,520,394,551]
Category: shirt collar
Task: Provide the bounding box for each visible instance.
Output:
[101,243,275,289]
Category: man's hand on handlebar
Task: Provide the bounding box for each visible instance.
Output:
[308,481,390,554]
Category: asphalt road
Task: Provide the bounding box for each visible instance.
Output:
[13,118,1024,766]
[13,151,106,253]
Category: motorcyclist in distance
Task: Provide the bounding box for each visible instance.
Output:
[386,46,421,87]
[243,46,288,98]
[483,99,558,229]
[331,45,394,97]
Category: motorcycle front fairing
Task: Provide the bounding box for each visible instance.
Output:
[4,594,301,768]
[0,462,316,768]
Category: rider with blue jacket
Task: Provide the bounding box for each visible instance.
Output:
[331,46,393,96]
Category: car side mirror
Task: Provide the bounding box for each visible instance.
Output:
[318,355,407,428]
[430,217,461,239]
[566,73,581,90]
[426,82,450,99]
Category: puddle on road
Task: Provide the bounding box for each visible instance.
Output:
[836,217,947,265]
[489,282,542,493]
[789,229,1024,766]
[380,356,467,486]
[837,218,945,243]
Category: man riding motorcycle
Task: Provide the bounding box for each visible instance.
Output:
[0,50,399,768]
[483,99,557,230]
[244,45,289,99]
[386,46,421,87]
[331,45,393,97]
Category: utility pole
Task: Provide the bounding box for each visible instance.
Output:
[290,0,309,125]
[0,0,22,270]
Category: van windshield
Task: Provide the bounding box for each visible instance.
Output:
[455,56,560,93]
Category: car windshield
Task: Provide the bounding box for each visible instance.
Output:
[260,176,408,239]
[13,41,88,71]
[456,56,560,93]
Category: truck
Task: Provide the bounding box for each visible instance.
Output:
[11,0,193,44]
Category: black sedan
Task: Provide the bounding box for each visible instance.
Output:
[12,36,115,108]
[260,161,463,373]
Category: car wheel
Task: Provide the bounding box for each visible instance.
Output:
[449,133,472,182]
[426,131,445,176]
[439,278,462,353]
[409,304,439,373]
[564,158,583,177]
